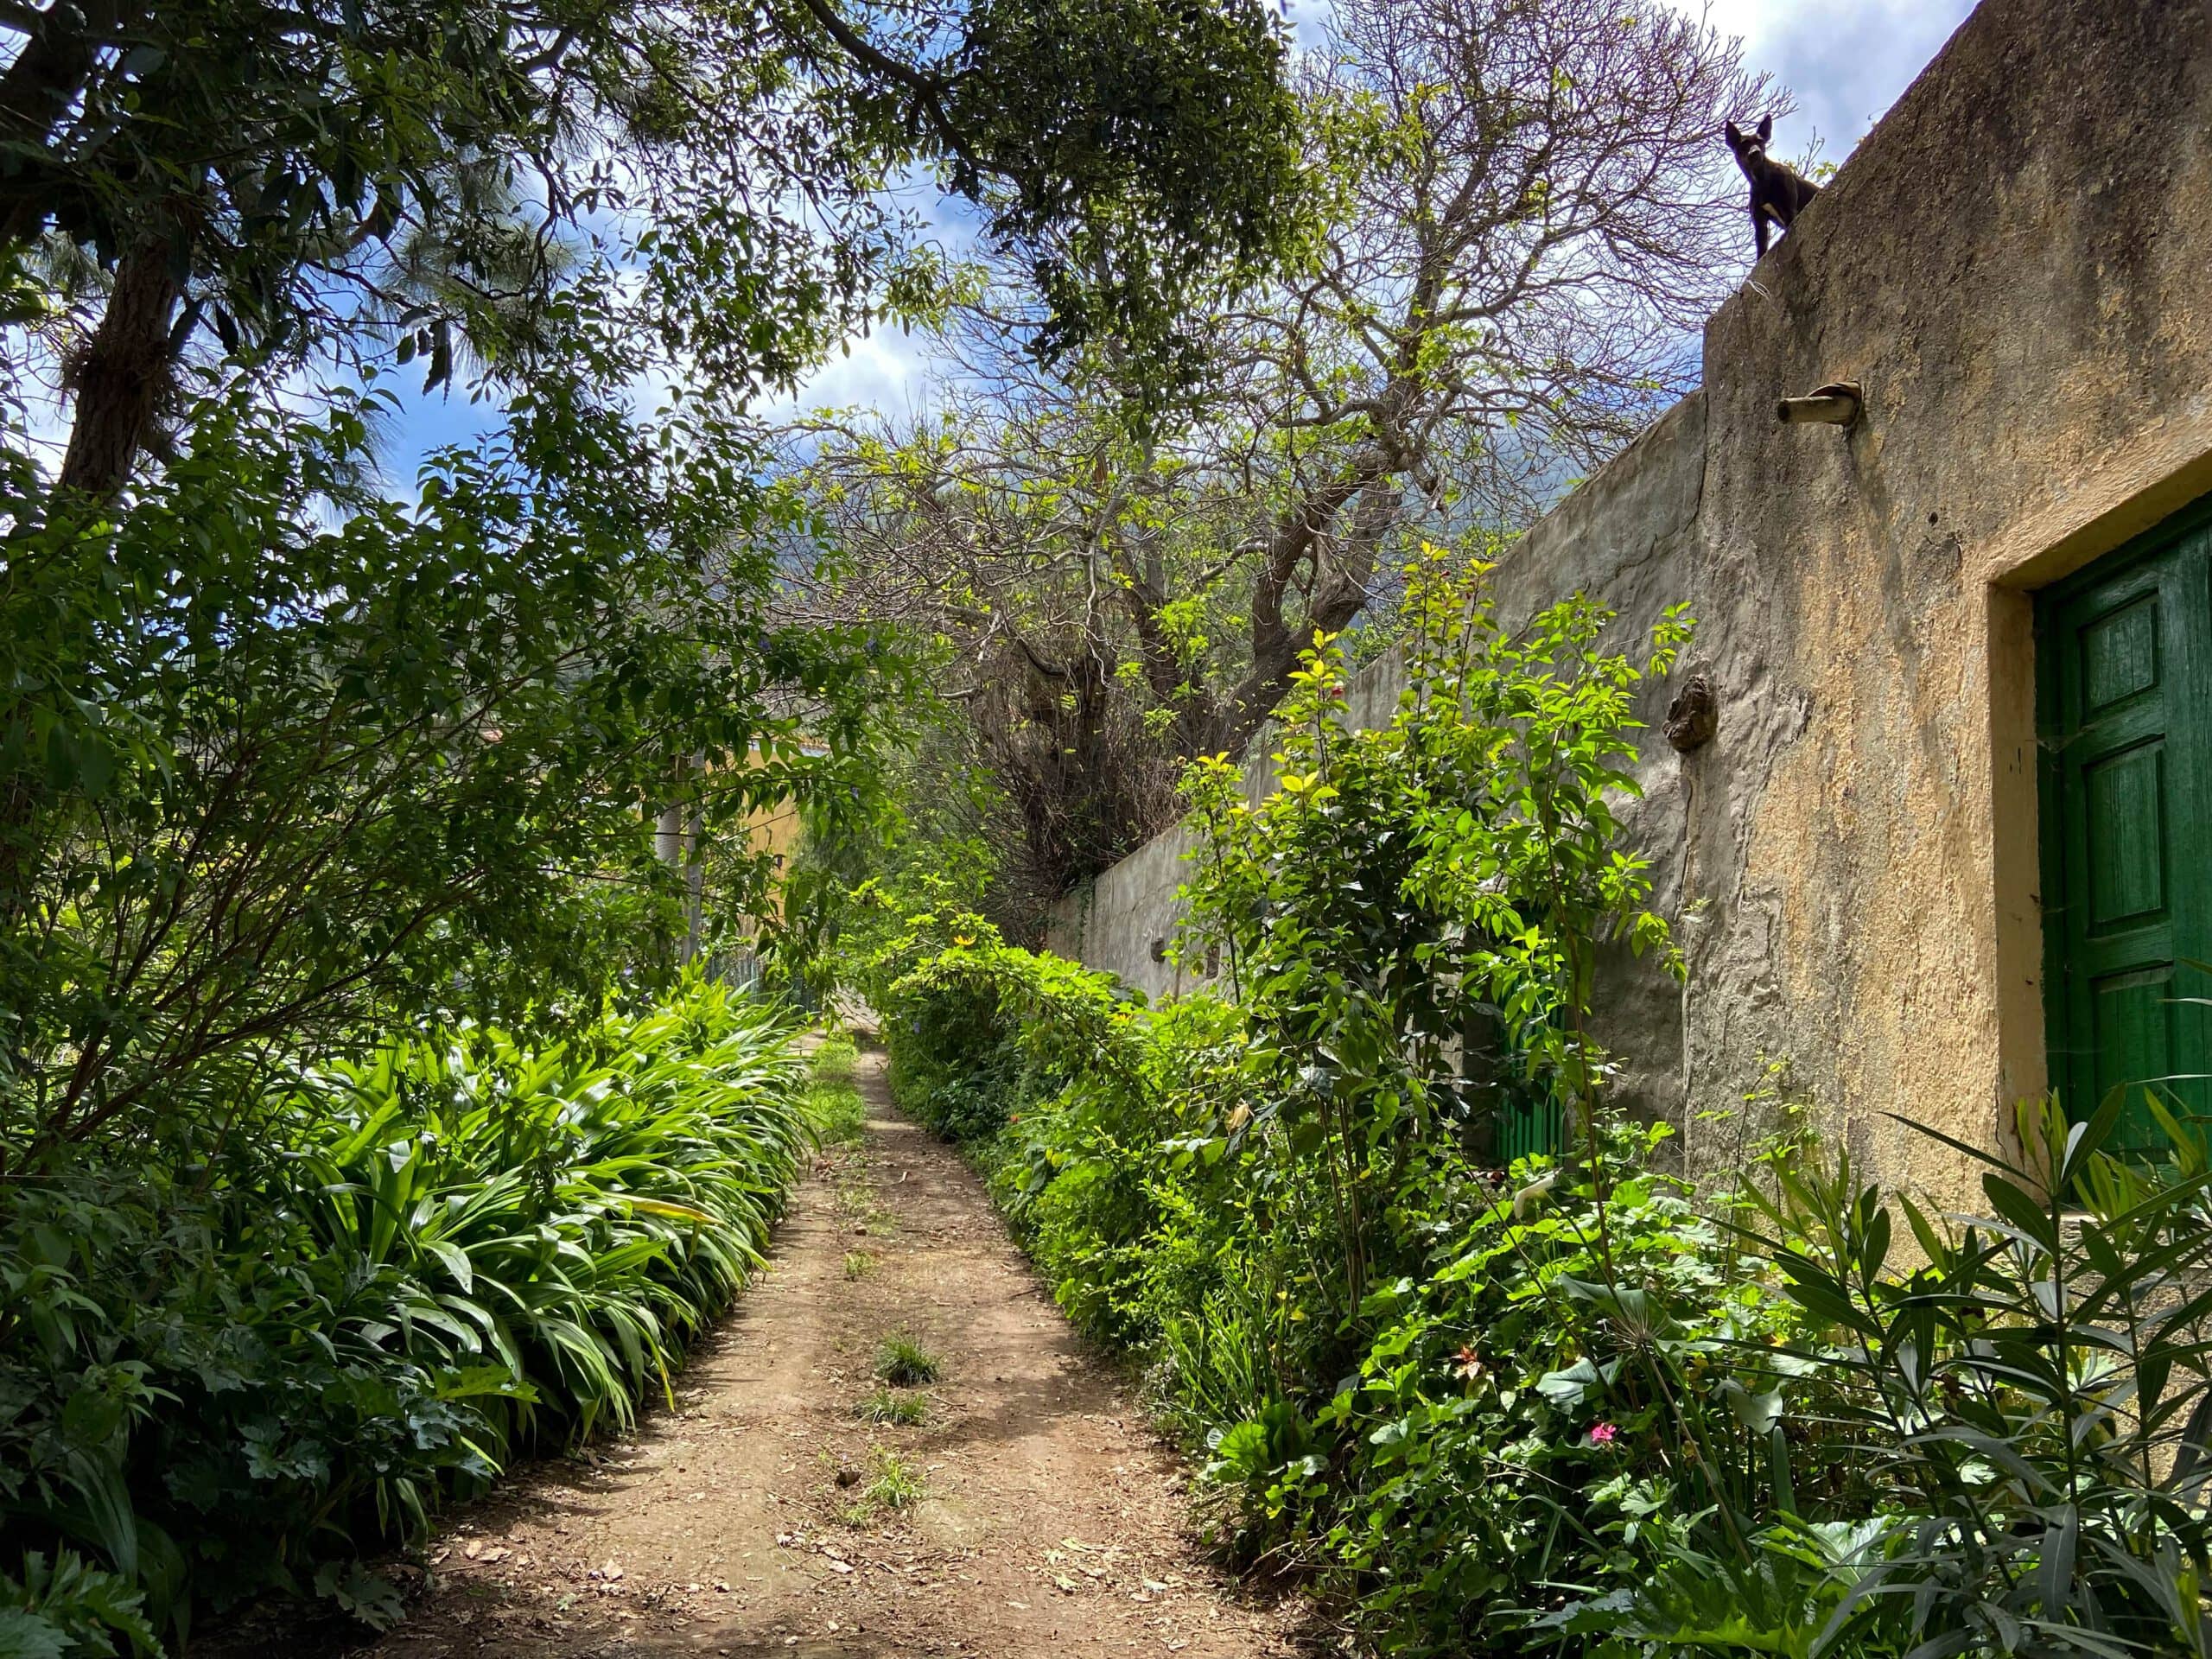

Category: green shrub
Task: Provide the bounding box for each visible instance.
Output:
[863,895,1109,1144]
[0,1550,159,1658]
[868,555,2212,1655]
[0,980,806,1647]
[806,1038,869,1147]
[1319,1126,1809,1650]
[887,972,1027,1141]
[1726,1095,2212,1655]
[810,1034,859,1086]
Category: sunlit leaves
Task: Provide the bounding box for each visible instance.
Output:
[0,388,885,1157]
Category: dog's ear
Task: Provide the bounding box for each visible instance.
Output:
[1724,119,1745,147]
[1756,113,1773,142]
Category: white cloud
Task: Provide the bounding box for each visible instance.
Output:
[768,325,924,421]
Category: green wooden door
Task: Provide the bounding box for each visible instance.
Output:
[2037,499,2212,1155]
[1461,1007,1565,1166]
[1495,1086,1565,1167]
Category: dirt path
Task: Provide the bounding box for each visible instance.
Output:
[340,1051,1310,1659]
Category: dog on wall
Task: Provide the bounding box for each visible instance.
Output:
[1724,115,1821,257]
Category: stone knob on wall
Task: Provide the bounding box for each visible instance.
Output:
[1665,675,1718,753]
[1777,380,1862,427]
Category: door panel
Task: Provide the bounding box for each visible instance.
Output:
[2082,741,2164,928]
[2091,967,2177,1121]
[2082,594,2158,711]
[2039,501,2212,1157]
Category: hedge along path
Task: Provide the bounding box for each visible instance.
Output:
[348,1047,1310,1659]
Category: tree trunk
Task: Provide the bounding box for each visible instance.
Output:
[0,0,130,248]
[1202,471,1399,759]
[59,226,187,500]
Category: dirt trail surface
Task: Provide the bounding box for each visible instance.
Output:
[328,1051,1310,1659]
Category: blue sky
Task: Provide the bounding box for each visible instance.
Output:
[1694,0,1977,162]
[377,0,1980,476]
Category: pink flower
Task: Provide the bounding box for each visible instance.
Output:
[1588,1422,1618,1446]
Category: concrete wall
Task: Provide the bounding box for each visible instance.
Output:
[1049,0,2212,1204]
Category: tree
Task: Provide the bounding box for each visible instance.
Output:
[0,378,887,1165]
[0,0,1301,505]
[1201,0,1763,753]
[0,0,1306,1151]
[804,0,1771,912]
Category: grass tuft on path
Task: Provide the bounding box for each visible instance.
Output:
[874,1333,942,1387]
[857,1387,928,1426]
[841,1446,927,1526]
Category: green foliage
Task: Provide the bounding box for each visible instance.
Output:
[864,554,2212,1655]
[7,0,1301,491]
[1319,1126,1807,1649]
[0,389,874,1163]
[0,0,1304,1156]
[805,1039,868,1147]
[0,1,1310,1649]
[0,982,806,1645]
[873,1336,944,1389]
[0,1551,158,1659]
[797,804,1004,1011]
[1167,548,1688,1341]
[810,1037,860,1088]
[803,0,1764,910]
[1541,1091,2212,1656]
[895,939,1144,1151]
[840,1445,926,1526]
[942,0,1301,409]
[1718,1093,2212,1656]
[856,1389,928,1427]
[868,558,1721,1628]
[807,1081,868,1148]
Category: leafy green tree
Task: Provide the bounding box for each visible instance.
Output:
[0,0,1301,501]
[0,381,879,1164]
[0,0,1304,1156]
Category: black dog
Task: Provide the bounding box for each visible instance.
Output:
[1724,115,1821,257]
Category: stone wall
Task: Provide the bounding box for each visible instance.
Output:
[1048,0,2212,1204]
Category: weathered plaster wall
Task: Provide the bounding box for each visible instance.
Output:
[1052,823,1204,1003]
[1677,0,2212,1205]
[1049,0,2212,1204]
